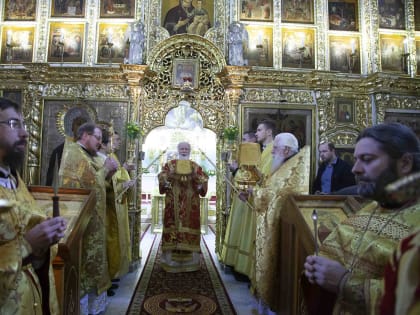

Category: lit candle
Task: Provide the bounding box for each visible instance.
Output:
[351,39,356,54]
[107,29,113,44]
[60,31,65,43]
[403,39,408,54]
[312,209,319,256]
[6,30,12,45]
[300,33,305,47]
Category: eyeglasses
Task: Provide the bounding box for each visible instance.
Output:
[0,119,27,130]
[91,134,102,141]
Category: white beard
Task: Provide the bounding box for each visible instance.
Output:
[178,154,190,160]
[271,155,285,174]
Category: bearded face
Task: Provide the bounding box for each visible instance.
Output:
[270,154,285,174]
[0,133,27,172]
[356,161,400,207]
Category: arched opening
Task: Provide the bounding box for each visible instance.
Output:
[140,101,217,231]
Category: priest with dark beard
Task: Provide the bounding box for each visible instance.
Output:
[0,97,67,314]
[304,123,420,315]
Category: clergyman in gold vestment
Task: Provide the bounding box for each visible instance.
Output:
[158,142,209,273]
[106,132,134,279]
[59,123,118,315]
[219,122,275,279]
[304,123,420,315]
[0,97,67,315]
[252,132,310,314]
[219,131,259,279]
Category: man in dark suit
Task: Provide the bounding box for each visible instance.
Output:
[312,142,355,194]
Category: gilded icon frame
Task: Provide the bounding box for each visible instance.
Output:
[239,0,273,22]
[3,0,36,21]
[162,0,214,36]
[47,22,85,63]
[384,110,420,139]
[378,0,405,30]
[241,104,314,148]
[100,0,135,18]
[51,0,86,17]
[335,97,355,123]
[329,35,360,73]
[172,59,200,89]
[96,23,129,64]
[1,25,35,64]
[244,25,273,67]
[328,0,358,31]
[379,34,406,73]
[281,0,314,24]
[282,27,315,69]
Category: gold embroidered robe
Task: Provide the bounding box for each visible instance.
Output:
[259,142,273,178]
[252,145,310,312]
[320,200,420,315]
[380,228,420,315]
[219,143,273,278]
[0,175,59,315]
[59,141,111,297]
[106,152,132,279]
[158,159,208,272]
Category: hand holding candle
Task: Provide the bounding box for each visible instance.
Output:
[312,209,318,256]
[52,156,60,217]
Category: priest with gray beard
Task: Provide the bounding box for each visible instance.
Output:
[158,142,209,273]
[246,133,311,314]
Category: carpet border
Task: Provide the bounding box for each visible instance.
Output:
[126,232,159,314]
[201,235,237,315]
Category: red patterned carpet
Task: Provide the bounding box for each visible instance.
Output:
[126,234,236,315]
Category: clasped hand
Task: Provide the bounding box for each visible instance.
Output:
[303,255,348,293]
[24,216,67,256]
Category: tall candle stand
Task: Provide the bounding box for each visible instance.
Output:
[347,52,356,73]
[6,43,13,65]
[106,41,114,66]
[298,46,305,68]
[401,53,410,74]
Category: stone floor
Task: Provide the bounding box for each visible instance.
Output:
[103,225,259,315]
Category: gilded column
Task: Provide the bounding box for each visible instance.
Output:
[215,65,251,253]
[122,64,148,265]
[24,63,49,185]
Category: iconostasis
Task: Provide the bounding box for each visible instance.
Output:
[0,0,419,75]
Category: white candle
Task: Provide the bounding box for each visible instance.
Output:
[6,30,12,45]
[351,40,355,54]
[403,39,408,53]
[107,30,113,44]
[300,34,305,47]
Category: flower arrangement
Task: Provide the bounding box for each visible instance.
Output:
[222,125,239,141]
[126,121,143,140]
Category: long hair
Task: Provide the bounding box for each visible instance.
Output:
[0,97,20,112]
[357,123,420,172]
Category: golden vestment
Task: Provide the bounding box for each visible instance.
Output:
[252,146,310,312]
[259,142,273,178]
[320,199,420,315]
[219,143,272,278]
[105,152,132,279]
[380,228,420,315]
[59,141,111,297]
[158,159,208,272]
[0,175,59,315]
